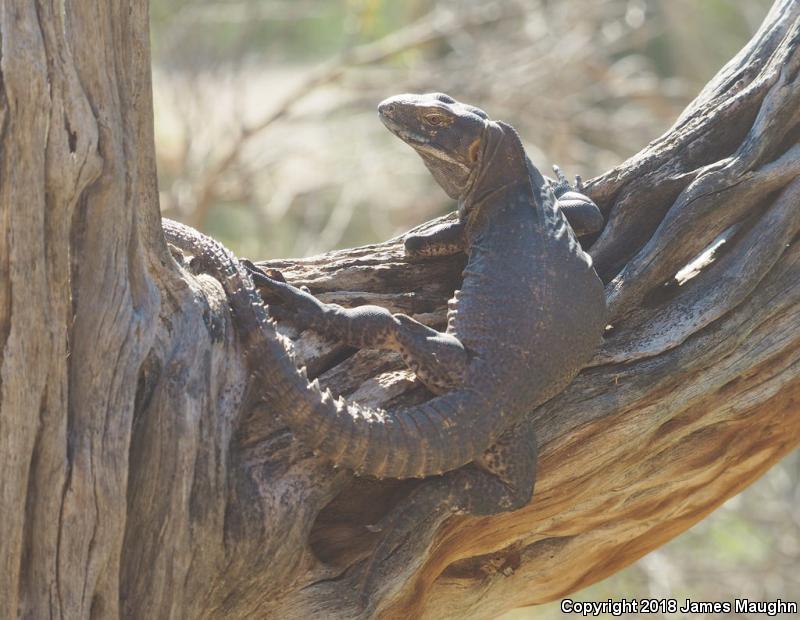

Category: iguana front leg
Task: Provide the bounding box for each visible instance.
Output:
[355,419,538,608]
[247,266,469,394]
[404,220,466,258]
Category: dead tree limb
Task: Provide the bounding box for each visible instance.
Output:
[0,1,798,619]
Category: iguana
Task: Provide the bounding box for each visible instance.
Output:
[165,92,606,604]
[250,93,605,486]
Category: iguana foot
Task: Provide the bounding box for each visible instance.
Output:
[241,259,286,283]
[550,164,584,197]
[549,165,604,236]
[243,261,324,329]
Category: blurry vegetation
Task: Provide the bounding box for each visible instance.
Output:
[150,0,797,614]
[151,0,770,258]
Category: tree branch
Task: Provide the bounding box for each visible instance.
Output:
[1,1,797,619]
[237,3,799,617]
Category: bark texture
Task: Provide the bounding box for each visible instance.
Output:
[0,1,798,619]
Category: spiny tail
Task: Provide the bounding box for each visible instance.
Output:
[162,219,497,479]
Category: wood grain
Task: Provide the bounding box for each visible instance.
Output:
[0,1,798,619]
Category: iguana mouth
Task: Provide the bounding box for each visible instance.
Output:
[379,115,429,146]
[380,114,470,172]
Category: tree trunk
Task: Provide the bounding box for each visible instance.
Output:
[1,1,798,619]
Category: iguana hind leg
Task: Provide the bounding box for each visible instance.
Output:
[355,419,537,606]
[548,165,604,236]
[248,266,469,393]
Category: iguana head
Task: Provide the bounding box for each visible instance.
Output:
[378,93,490,200]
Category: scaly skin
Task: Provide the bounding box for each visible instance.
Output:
[162,218,314,409]
[165,94,607,607]
[246,94,607,606]
[250,93,606,482]
[166,97,605,486]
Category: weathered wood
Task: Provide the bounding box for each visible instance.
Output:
[0,1,798,619]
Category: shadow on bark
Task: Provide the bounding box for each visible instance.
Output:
[0,1,798,619]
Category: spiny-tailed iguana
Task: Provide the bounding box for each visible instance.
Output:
[248,93,606,513]
[164,93,606,605]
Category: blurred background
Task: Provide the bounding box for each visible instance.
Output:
[151,0,798,616]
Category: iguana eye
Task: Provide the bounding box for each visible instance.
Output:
[424,113,447,126]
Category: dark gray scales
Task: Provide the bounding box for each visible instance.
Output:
[245,93,607,600]
[251,93,605,481]
[165,92,606,606]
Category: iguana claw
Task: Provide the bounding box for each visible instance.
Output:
[550,164,582,198]
[243,264,326,330]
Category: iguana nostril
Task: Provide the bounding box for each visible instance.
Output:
[378,101,396,118]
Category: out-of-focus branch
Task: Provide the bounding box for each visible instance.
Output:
[187,2,522,228]
[175,2,323,24]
